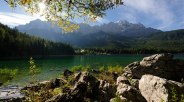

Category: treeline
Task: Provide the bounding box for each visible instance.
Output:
[76,48,184,55]
[0,23,74,58]
[76,29,184,54]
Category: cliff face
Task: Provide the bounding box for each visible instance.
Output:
[1,53,184,102]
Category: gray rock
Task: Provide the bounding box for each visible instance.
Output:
[53,78,67,87]
[99,80,117,101]
[116,83,146,102]
[123,53,184,81]
[139,75,184,102]
[45,94,63,102]
[47,72,101,101]
[130,79,139,89]
[116,75,130,85]
[0,85,25,102]
[46,82,88,102]
[63,69,73,77]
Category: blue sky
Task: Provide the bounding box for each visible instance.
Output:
[0,0,184,31]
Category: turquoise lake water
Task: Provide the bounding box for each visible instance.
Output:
[0,54,183,85]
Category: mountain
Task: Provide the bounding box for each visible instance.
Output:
[148,29,184,40]
[16,19,161,48]
[16,19,62,41]
[0,23,74,58]
[130,29,184,52]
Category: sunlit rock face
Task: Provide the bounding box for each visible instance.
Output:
[123,53,184,82]
[139,75,184,102]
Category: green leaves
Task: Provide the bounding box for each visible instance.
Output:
[29,57,40,82]
[0,68,18,85]
[5,0,123,32]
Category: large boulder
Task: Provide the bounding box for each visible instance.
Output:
[46,72,101,102]
[123,53,184,81]
[139,75,184,102]
[116,83,146,102]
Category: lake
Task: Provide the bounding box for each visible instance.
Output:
[0,54,184,85]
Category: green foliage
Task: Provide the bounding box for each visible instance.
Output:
[29,57,40,79]
[111,96,122,102]
[5,0,123,32]
[0,68,18,85]
[53,88,62,96]
[107,65,124,73]
[181,95,184,102]
[99,66,105,72]
[70,65,91,72]
[170,87,178,102]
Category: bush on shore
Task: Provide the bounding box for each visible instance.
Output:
[0,68,18,85]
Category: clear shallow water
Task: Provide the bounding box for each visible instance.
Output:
[0,54,184,85]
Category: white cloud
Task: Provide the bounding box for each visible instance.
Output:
[121,0,175,30]
[0,12,45,27]
[96,17,109,23]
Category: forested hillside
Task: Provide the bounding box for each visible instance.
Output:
[0,23,74,58]
[131,29,184,53]
[79,29,184,54]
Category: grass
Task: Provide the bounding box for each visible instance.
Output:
[70,65,91,72]
[107,65,124,73]
[69,65,124,84]
[0,68,18,85]
[70,65,124,73]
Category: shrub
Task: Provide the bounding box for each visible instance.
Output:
[107,65,124,73]
[99,66,105,72]
[70,65,91,72]
[29,57,40,82]
[0,68,18,85]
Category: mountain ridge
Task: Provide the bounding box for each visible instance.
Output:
[16,19,161,48]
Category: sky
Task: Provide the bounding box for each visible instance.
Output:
[0,0,184,31]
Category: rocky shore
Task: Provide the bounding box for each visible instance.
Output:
[1,53,184,102]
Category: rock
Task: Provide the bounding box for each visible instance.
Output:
[99,80,117,101]
[116,75,130,85]
[46,94,63,102]
[63,69,73,77]
[72,72,82,83]
[77,72,100,100]
[0,85,25,102]
[47,72,101,101]
[77,72,99,88]
[53,78,67,87]
[130,79,139,89]
[0,81,3,86]
[112,72,119,80]
[116,83,146,102]
[46,82,88,102]
[139,75,184,102]
[22,80,55,91]
[123,53,184,81]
